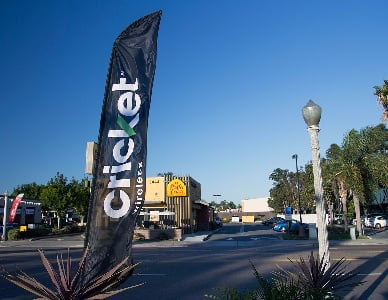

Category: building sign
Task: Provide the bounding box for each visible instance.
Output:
[166,179,187,197]
[150,210,160,222]
[25,208,35,215]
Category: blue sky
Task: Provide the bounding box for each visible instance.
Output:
[1,0,387,204]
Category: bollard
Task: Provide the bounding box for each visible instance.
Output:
[309,223,317,239]
[349,226,356,240]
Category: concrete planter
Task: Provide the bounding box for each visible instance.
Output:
[134,228,183,240]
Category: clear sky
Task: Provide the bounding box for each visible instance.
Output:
[1,0,387,204]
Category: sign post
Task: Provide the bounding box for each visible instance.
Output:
[285,206,292,234]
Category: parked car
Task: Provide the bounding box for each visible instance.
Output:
[363,213,382,227]
[329,213,353,225]
[214,217,223,227]
[262,216,284,226]
[370,215,388,229]
[272,219,308,233]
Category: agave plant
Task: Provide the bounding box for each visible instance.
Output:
[251,260,304,300]
[0,248,143,300]
[251,251,365,300]
[285,251,364,298]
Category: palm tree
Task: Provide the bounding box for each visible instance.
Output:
[374,80,388,122]
[325,125,388,234]
[325,144,355,232]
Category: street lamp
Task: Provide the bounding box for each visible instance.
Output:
[302,100,330,268]
[292,154,303,224]
[213,194,222,210]
[2,191,9,241]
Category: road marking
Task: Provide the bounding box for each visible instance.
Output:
[239,225,246,235]
[134,273,168,276]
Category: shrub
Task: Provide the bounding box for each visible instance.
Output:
[0,248,142,299]
[206,252,364,300]
[31,227,52,236]
[252,251,364,299]
[133,232,145,241]
[205,287,256,299]
[327,226,351,240]
[156,231,170,240]
[60,225,75,234]
[7,228,21,240]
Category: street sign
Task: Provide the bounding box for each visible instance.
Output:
[285,206,292,220]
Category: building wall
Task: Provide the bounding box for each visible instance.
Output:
[0,196,41,225]
[241,197,274,213]
[145,176,165,202]
[140,175,206,233]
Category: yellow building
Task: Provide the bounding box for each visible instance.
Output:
[139,175,212,233]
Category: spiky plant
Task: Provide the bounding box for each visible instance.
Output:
[285,251,364,298]
[0,248,143,299]
[250,260,304,300]
[251,251,365,300]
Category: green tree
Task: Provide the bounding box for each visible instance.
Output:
[356,125,388,207]
[219,200,228,211]
[268,168,294,213]
[11,182,44,199]
[209,200,217,208]
[299,163,318,214]
[324,124,388,233]
[325,143,354,230]
[269,167,315,214]
[40,173,71,228]
[68,178,90,225]
[374,79,388,122]
[228,201,236,209]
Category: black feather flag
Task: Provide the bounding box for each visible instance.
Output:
[80,10,162,286]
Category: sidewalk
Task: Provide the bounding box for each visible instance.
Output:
[179,230,214,242]
[1,229,387,248]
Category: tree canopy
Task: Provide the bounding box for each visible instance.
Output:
[269,124,387,226]
[12,173,90,228]
[374,79,388,122]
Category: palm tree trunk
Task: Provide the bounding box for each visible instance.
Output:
[353,193,362,234]
[338,180,348,232]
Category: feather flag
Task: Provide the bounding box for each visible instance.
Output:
[8,194,24,223]
[80,10,162,286]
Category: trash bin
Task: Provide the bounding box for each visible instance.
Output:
[349,226,356,240]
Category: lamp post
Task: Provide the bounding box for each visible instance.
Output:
[302,100,330,268]
[2,191,9,241]
[292,154,303,223]
[213,194,221,209]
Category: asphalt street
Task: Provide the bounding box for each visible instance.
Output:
[0,224,387,300]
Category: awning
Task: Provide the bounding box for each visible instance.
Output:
[139,211,175,216]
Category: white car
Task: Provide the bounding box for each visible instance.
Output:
[370,215,388,229]
[363,213,381,227]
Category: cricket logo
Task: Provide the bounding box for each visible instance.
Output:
[102,72,144,218]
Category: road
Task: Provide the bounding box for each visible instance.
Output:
[0,223,387,300]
